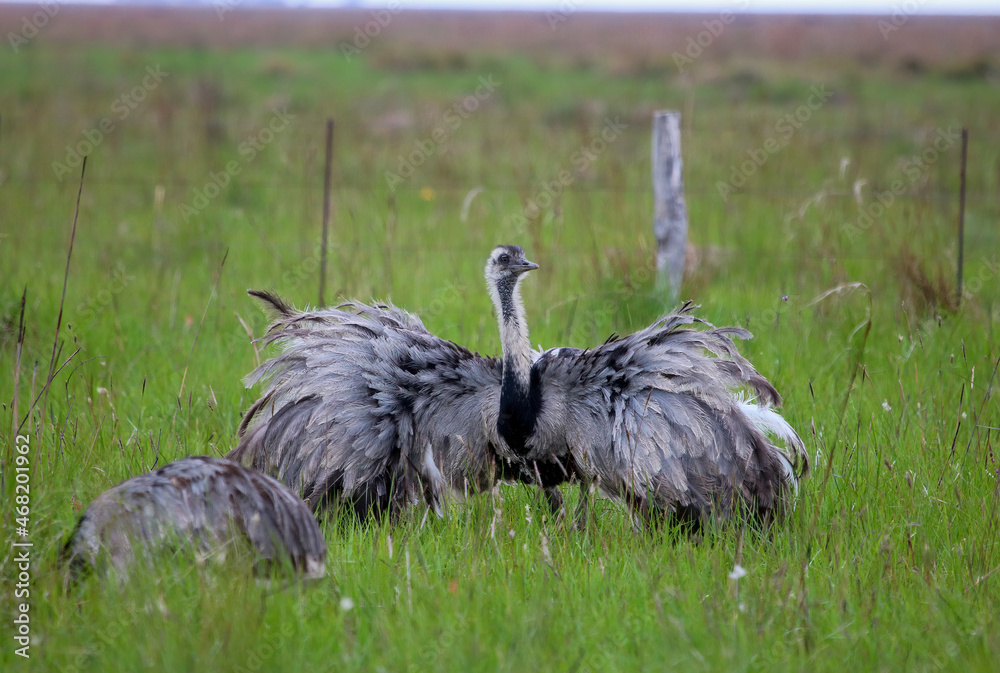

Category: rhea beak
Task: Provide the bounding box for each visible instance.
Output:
[515,259,539,273]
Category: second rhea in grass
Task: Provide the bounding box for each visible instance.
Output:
[62,456,326,581]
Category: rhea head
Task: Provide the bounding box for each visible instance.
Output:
[485,245,538,377]
[485,245,537,319]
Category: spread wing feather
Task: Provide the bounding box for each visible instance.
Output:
[228,290,509,518]
[527,302,808,522]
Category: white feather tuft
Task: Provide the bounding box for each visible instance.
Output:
[736,398,806,492]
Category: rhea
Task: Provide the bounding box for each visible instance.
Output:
[62,456,326,581]
[229,245,806,527]
[486,245,808,527]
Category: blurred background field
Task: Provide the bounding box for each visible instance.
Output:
[1,5,999,672]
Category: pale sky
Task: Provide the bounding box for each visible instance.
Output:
[339,0,998,13]
[29,0,1000,13]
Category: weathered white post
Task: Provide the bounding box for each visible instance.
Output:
[652,110,688,302]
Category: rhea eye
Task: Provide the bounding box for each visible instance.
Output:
[498,254,510,264]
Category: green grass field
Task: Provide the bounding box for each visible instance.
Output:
[2,19,1000,672]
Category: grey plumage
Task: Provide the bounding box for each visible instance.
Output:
[62,456,326,579]
[486,245,809,527]
[228,291,520,519]
[230,244,807,529]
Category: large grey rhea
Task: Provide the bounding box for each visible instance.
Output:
[229,245,808,526]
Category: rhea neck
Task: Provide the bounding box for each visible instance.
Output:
[491,272,534,389]
[490,269,540,455]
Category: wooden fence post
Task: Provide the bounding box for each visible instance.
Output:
[319,118,334,306]
[956,127,968,307]
[652,110,688,302]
